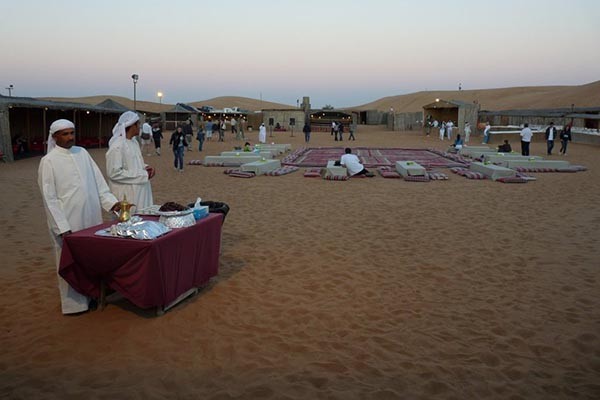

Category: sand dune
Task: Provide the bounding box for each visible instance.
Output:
[353,81,600,112]
[43,81,600,115]
[1,127,599,399]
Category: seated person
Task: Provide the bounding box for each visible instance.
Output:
[452,134,464,149]
[243,142,252,152]
[497,140,512,153]
[340,148,374,177]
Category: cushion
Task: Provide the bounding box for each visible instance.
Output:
[265,166,299,176]
[303,168,322,178]
[403,175,430,182]
[227,171,255,178]
[188,160,203,165]
[203,162,225,167]
[427,172,449,180]
[462,171,486,179]
[496,176,528,183]
[323,174,349,181]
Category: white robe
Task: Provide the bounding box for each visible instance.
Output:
[38,146,118,314]
[105,138,153,210]
[258,125,267,144]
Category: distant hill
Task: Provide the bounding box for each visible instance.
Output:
[351,80,600,112]
[189,96,292,111]
[41,81,600,115]
[41,95,291,113]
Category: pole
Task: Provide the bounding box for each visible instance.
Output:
[6,85,13,96]
[133,82,137,112]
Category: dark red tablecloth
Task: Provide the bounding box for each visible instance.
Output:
[59,214,223,309]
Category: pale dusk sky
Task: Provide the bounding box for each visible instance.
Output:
[1,0,599,108]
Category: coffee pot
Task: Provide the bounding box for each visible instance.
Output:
[115,195,136,222]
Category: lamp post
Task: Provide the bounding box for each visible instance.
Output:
[6,84,14,96]
[131,74,139,111]
[157,91,163,104]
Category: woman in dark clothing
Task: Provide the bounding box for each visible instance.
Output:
[152,123,163,155]
[559,124,572,155]
[169,126,188,171]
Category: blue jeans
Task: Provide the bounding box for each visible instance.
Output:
[174,146,184,170]
[483,133,490,144]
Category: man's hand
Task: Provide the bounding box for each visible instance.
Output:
[145,166,156,179]
[110,202,121,213]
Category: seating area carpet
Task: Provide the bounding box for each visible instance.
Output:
[283,147,468,169]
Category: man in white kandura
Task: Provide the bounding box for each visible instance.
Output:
[140,120,153,156]
[38,119,120,314]
[258,123,267,144]
[106,111,155,210]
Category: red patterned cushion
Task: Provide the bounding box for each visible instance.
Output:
[496,176,528,183]
[427,172,449,180]
[223,168,239,175]
[265,166,299,176]
[188,159,202,165]
[323,175,349,181]
[403,175,430,182]
[228,171,255,178]
[462,171,486,179]
[303,168,322,178]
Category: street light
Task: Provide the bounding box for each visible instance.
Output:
[157,91,163,104]
[131,74,139,111]
[6,84,14,96]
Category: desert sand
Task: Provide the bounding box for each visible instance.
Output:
[1,126,599,399]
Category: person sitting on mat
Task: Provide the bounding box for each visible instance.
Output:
[340,148,374,177]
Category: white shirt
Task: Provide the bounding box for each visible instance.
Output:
[484,125,491,135]
[106,138,153,209]
[142,122,152,135]
[340,153,364,176]
[259,125,267,143]
[38,145,117,314]
[520,127,533,142]
[39,145,117,236]
[547,127,555,140]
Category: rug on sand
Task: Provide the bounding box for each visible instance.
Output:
[283,147,467,169]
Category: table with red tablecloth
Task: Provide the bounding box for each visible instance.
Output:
[59,214,223,310]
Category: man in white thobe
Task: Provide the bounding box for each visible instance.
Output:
[258,123,267,144]
[141,120,153,156]
[106,111,154,210]
[38,119,119,314]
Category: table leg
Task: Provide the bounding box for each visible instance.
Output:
[155,287,199,316]
[99,280,107,311]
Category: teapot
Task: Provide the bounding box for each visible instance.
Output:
[115,195,136,222]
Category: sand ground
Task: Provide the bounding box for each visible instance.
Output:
[1,126,599,399]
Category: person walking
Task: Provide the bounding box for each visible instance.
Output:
[545,121,557,155]
[258,123,267,144]
[205,120,213,141]
[183,120,194,151]
[218,119,226,142]
[348,122,356,141]
[482,122,491,144]
[520,123,533,156]
[302,121,311,143]
[140,120,153,156]
[170,125,188,172]
[464,122,471,143]
[152,122,163,155]
[559,123,572,155]
[197,126,205,151]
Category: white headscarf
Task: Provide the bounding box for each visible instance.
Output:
[109,111,139,147]
[47,119,75,153]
